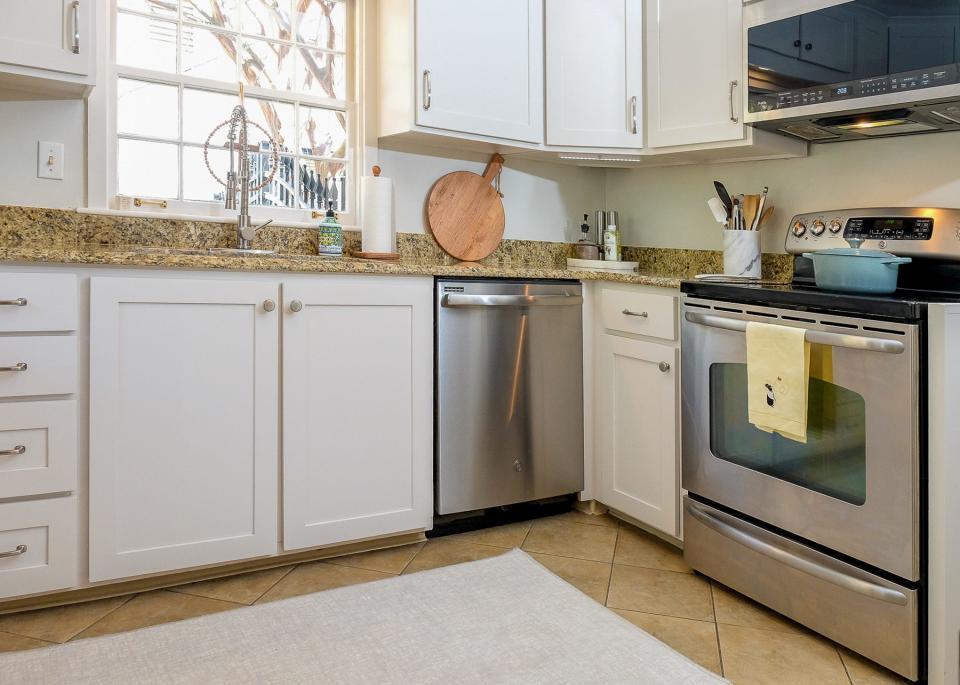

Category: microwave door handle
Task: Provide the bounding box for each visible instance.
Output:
[441,294,584,308]
[686,501,909,605]
[683,311,905,354]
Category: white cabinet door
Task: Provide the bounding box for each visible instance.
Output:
[416,0,544,143]
[89,278,280,582]
[545,0,643,148]
[646,0,744,148]
[596,335,678,536]
[0,0,91,76]
[282,277,432,550]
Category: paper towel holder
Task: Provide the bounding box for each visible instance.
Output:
[356,164,400,261]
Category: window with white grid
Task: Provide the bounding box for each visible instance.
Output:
[113,0,353,219]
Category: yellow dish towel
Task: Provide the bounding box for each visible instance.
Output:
[746,321,810,443]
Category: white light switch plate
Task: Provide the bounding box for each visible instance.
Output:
[37,141,64,180]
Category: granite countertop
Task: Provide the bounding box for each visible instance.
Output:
[0,243,684,289]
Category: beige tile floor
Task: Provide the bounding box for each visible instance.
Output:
[0,512,909,684]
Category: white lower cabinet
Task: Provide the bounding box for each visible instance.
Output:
[593,285,680,537]
[281,277,433,550]
[89,277,280,582]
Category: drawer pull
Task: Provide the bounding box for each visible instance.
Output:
[0,363,27,373]
[0,544,27,559]
[658,362,671,373]
[0,298,27,307]
[622,309,649,318]
[0,445,25,457]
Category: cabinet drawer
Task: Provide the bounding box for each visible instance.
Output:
[0,274,78,332]
[600,288,677,340]
[0,401,77,499]
[0,497,78,600]
[0,336,77,398]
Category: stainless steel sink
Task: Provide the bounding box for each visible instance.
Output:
[127,246,276,256]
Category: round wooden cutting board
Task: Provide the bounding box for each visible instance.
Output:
[427,154,505,262]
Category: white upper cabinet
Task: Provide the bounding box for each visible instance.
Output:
[282,277,433,551]
[545,0,643,148]
[645,0,745,148]
[88,277,280,582]
[415,0,544,143]
[0,0,95,96]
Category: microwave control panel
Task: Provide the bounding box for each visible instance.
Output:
[749,64,959,113]
[784,208,960,258]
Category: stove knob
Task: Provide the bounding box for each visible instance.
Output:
[811,220,826,236]
[828,219,843,234]
[792,220,807,237]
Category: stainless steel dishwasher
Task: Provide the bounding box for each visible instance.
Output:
[436,279,584,515]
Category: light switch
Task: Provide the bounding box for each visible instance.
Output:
[37,141,64,180]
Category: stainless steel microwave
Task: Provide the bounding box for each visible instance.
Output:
[745,0,960,142]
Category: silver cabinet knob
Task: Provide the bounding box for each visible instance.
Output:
[290,300,303,313]
[658,361,671,373]
[263,299,276,312]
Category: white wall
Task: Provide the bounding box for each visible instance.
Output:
[605,132,960,253]
[378,143,603,242]
[0,99,85,209]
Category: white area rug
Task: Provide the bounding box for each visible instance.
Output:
[0,550,728,684]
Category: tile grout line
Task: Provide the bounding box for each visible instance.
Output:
[836,645,856,685]
[602,522,620,606]
[397,542,428,575]
[709,583,725,678]
[65,593,138,643]
[249,563,299,605]
[0,629,56,648]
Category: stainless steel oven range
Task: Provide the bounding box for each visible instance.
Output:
[681,207,960,682]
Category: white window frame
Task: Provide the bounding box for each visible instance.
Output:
[88,0,360,228]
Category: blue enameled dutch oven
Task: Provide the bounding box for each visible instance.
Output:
[803,238,912,294]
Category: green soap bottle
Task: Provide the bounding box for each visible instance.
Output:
[317,201,343,257]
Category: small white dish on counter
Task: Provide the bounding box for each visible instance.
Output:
[567,257,639,273]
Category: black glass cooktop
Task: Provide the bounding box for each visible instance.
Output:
[681,257,960,322]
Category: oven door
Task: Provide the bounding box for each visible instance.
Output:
[681,297,919,581]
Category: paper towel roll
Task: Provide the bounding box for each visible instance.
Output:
[360,169,395,253]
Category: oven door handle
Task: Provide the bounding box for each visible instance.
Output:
[683,311,905,354]
[686,501,909,606]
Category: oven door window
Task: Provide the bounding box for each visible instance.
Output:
[708,361,866,505]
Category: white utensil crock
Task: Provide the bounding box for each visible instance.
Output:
[723,230,761,278]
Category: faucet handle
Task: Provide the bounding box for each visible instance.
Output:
[240,218,273,242]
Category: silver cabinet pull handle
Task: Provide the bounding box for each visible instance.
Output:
[0,445,26,457]
[289,300,303,313]
[0,545,27,559]
[0,363,27,373]
[422,70,431,110]
[71,1,81,54]
[658,361,671,373]
[622,309,648,318]
[263,299,276,312]
[0,298,27,307]
[629,95,638,134]
[729,80,739,123]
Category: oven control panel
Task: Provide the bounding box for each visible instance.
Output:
[785,208,960,258]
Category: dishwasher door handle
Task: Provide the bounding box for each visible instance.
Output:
[441,293,584,308]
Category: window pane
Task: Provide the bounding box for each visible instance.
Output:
[182,26,238,82]
[251,154,297,209]
[296,0,346,51]
[242,38,294,92]
[118,0,177,19]
[183,88,237,144]
[299,106,346,158]
[118,139,179,199]
[116,13,177,73]
[298,159,347,212]
[246,98,296,153]
[242,0,292,40]
[183,146,227,202]
[296,48,345,100]
[118,79,179,139]
[182,0,238,30]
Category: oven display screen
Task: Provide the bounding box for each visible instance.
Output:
[844,217,934,240]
